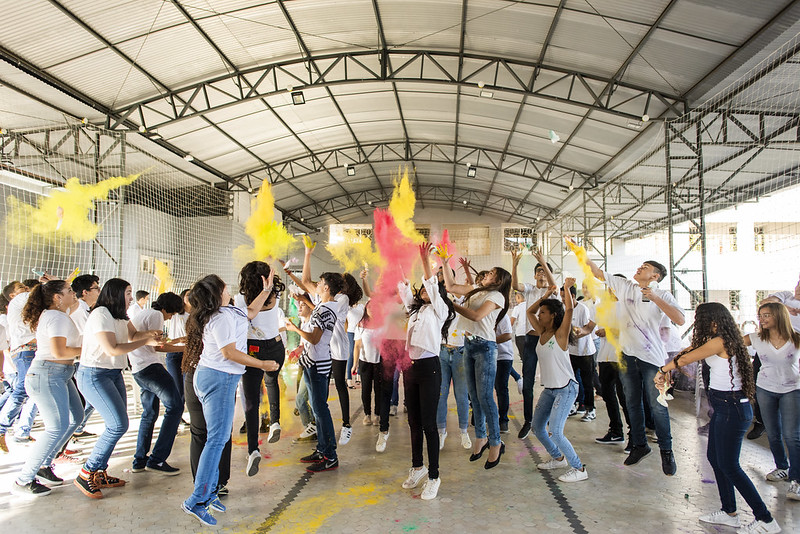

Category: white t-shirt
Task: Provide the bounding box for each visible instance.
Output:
[355,325,381,364]
[128,309,165,374]
[34,309,81,361]
[81,307,130,369]
[330,293,349,361]
[8,292,34,350]
[707,354,742,391]
[198,306,248,375]
[568,301,595,356]
[168,312,188,339]
[444,297,466,347]
[522,283,561,335]
[510,302,527,337]
[127,301,145,321]
[749,333,800,393]
[459,290,505,341]
[347,303,365,334]
[768,291,800,333]
[604,272,684,367]
[69,299,91,336]
[496,314,514,361]
[537,335,576,389]
[248,306,282,340]
[302,301,337,373]
[659,314,683,355]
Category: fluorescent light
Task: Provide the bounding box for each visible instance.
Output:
[346,164,356,176]
[480,90,494,98]
[292,91,305,105]
[0,169,61,196]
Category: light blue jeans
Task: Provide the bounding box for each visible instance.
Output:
[464,336,501,446]
[533,380,582,469]
[757,386,800,482]
[185,366,239,507]
[17,360,83,484]
[76,366,128,471]
[437,346,469,431]
[0,352,38,436]
[296,372,313,427]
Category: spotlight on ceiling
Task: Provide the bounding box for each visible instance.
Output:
[480,90,494,98]
[291,91,305,105]
[466,164,476,178]
[462,200,468,205]
[183,154,194,162]
[346,164,356,176]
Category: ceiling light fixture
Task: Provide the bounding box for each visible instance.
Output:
[478,81,485,88]
[345,164,356,176]
[183,154,194,162]
[462,200,468,205]
[480,90,494,98]
[626,120,643,131]
[466,164,476,178]
[291,91,305,105]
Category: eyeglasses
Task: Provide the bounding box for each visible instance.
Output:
[757,313,773,319]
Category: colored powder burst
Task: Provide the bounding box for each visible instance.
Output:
[565,239,624,363]
[326,229,384,273]
[234,182,297,264]
[5,174,139,246]
[433,228,460,270]
[388,167,425,244]
[153,260,174,295]
[370,209,417,328]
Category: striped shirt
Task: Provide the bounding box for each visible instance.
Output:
[299,301,337,375]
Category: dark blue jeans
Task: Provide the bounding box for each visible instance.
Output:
[495,360,513,424]
[521,335,540,423]
[347,332,356,379]
[164,352,185,404]
[304,367,337,460]
[133,363,183,466]
[756,386,800,482]
[708,389,772,522]
[620,354,672,450]
[0,351,35,434]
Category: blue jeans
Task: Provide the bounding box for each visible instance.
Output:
[133,363,183,466]
[708,389,772,522]
[756,386,800,482]
[464,336,500,446]
[72,362,95,434]
[347,332,356,379]
[0,352,36,434]
[509,366,521,382]
[296,372,313,427]
[533,380,582,469]
[17,361,83,484]
[620,354,672,450]
[496,360,513,424]
[437,346,469,431]
[185,366,239,507]
[304,367,337,460]
[164,352,185,405]
[521,335,540,423]
[76,366,128,471]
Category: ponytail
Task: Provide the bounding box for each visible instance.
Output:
[22,280,68,331]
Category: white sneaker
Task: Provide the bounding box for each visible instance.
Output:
[363,415,373,426]
[516,378,523,395]
[268,422,281,443]
[376,431,389,453]
[766,468,788,482]
[339,426,352,445]
[538,457,568,470]
[389,405,398,416]
[420,477,441,500]
[699,510,740,527]
[298,423,316,439]
[401,466,428,489]
[460,431,472,449]
[737,519,781,534]
[246,450,261,477]
[558,467,588,482]
[438,431,447,450]
[580,409,596,422]
[788,480,800,501]
[568,402,578,417]
[372,415,380,425]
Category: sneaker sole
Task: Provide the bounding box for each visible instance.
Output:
[624,449,652,466]
[595,439,624,444]
[181,502,216,527]
[268,429,281,444]
[300,457,324,464]
[145,466,181,476]
[37,478,64,487]
[131,467,146,473]
[247,455,261,476]
[306,464,339,473]
[73,479,103,499]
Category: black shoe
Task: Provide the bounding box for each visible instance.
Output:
[131,459,147,473]
[499,421,509,434]
[595,432,624,444]
[660,449,677,476]
[259,418,269,434]
[624,441,632,454]
[624,445,652,466]
[300,450,325,463]
[747,422,765,440]
[484,442,505,470]
[239,422,247,434]
[11,480,52,497]
[469,441,490,462]
[216,484,229,497]
[36,466,63,486]
[306,457,339,472]
[146,461,181,475]
[72,430,96,440]
[517,421,531,439]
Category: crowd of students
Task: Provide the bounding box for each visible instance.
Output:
[0,243,797,533]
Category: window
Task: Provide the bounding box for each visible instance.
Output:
[729,290,740,311]
[754,226,765,252]
[503,227,535,252]
[756,290,768,303]
[353,228,373,239]
[728,226,737,252]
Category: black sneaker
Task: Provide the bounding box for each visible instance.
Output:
[216,484,229,497]
[74,470,103,499]
[131,460,147,473]
[300,450,325,463]
[660,449,677,476]
[239,421,247,434]
[306,457,339,472]
[260,418,269,434]
[747,422,765,440]
[11,479,51,497]
[518,421,531,439]
[624,444,652,466]
[146,461,181,476]
[499,421,509,434]
[72,430,96,440]
[623,441,632,454]
[595,432,624,444]
[36,466,63,486]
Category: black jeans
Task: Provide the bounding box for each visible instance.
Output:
[184,368,231,487]
[359,360,380,416]
[598,362,630,436]
[569,354,596,410]
[243,337,285,453]
[495,360,513,424]
[331,359,351,426]
[404,357,442,479]
[521,334,540,423]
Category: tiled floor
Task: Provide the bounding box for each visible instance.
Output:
[0,370,797,533]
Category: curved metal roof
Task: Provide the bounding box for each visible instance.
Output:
[2,0,799,231]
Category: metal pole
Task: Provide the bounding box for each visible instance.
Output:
[696,120,708,303]
[665,123,676,295]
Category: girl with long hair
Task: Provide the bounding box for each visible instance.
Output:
[528,278,587,483]
[442,258,511,469]
[745,301,800,506]
[73,278,162,499]
[10,280,82,496]
[181,275,278,527]
[352,300,380,426]
[657,302,780,533]
[237,261,286,476]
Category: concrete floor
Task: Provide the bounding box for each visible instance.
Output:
[0,369,797,533]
